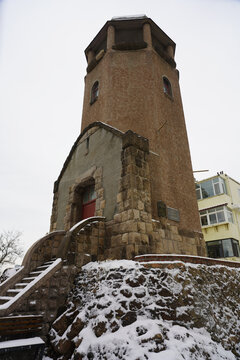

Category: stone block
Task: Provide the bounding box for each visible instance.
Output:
[172,241,180,253]
[121,233,129,244]
[133,209,140,220]
[96,209,103,216]
[156,242,164,253]
[145,223,153,233]
[128,232,141,244]
[170,225,179,234]
[114,213,122,223]
[126,244,135,259]
[97,188,104,198]
[140,211,151,222]
[137,200,144,211]
[121,211,128,222]
[111,223,121,235]
[140,233,149,244]
[190,237,197,245]
[95,198,100,210]
[123,200,131,210]
[111,235,122,247]
[127,209,134,220]
[137,222,146,233]
[125,221,138,233]
[168,241,175,253]
[117,192,122,203]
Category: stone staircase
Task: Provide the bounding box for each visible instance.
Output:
[0,259,57,308]
[0,218,106,358]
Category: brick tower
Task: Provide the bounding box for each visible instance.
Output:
[81,16,200,233]
[50,15,206,260]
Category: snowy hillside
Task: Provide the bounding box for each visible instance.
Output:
[45,260,240,359]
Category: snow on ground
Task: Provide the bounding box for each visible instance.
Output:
[45,260,240,360]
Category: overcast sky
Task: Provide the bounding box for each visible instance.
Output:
[1,0,240,254]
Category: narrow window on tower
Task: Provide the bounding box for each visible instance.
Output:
[163,77,173,98]
[90,81,99,104]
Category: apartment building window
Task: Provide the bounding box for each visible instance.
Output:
[196,177,226,200]
[200,206,233,227]
[207,238,240,258]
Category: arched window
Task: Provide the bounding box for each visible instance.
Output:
[163,77,173,98]
[90,81,99,104]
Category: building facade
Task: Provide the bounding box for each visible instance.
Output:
[196,173,240,259]
[50,16,206,260]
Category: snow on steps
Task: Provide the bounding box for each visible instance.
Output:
[0,258,62,315]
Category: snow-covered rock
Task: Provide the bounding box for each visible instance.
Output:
[45,260,240,360]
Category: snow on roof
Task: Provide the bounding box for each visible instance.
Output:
[111,15,147,21]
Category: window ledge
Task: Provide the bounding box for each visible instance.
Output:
[202,221,231,229]
[197,193,230,202]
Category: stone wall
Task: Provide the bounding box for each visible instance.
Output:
[50,124,206,260]
[12,264,76,337]
[105,130,152,259]
[105,130,206,259]
[65,220,106,268]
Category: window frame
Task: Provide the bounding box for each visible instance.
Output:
[196,177,226,200]
[206,238,240,258]
[90,81,99,105]
[200,205,233,227]
[162,76,173,98]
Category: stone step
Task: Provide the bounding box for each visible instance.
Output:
[15,283,28,289]
[21,277,36,283]
[44,260,55,265]
[29,270,42,276]
[35,265,49,270]
[0,296,12,305]
[6,289,21,297]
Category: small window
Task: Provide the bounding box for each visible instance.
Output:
[163,77,172,97]
[207,238,240,258]
[196,177,227,200]
[199,205,233,227]
[90,81,99,104]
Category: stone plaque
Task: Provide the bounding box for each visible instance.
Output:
[167,207,180,222]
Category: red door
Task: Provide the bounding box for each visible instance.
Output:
[82,199,96,219]
[81,185,96,220]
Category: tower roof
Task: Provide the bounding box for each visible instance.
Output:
[84,16,176,59]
